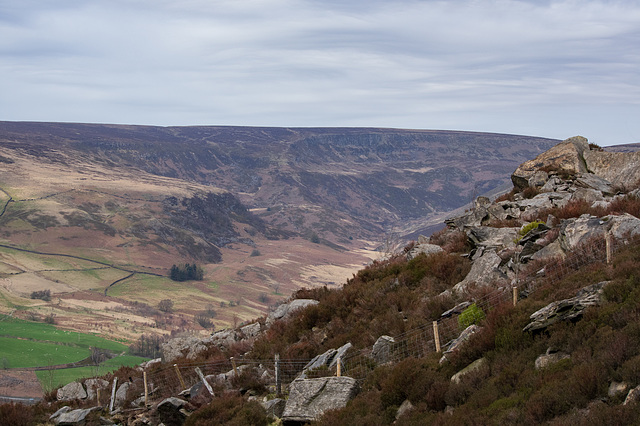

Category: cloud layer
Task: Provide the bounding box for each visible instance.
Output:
[1,0,639,145]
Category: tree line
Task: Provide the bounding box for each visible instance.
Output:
[169,263,204,282]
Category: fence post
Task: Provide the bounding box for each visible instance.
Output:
[109,377,118,413]
[143,371,148,406]
[336,357,341,377]
[513,286,518,307]
[195,367,214,397]
[433,321,441,353]
[174,364,186,390]
[275,354,281,397]
[606,232,612,264]
[97,388,100,405]
[230,357,239,376]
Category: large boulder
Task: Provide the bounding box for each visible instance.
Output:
[534,348,570,370]
[156,397,188,425]
[450,358,488,384]
[467,227,519,251]
[523,282,609,333]
[57,381,87,401]
[406,242,443,260]
[161,335,209,363]
[512,136,590,190]
[266,299,319,326]
[113,382,130,412]
[451,250,507,293]
[282,377,359,423]
[50,406,101,425]
[371,335,396,365]
[84,378,109,401]
[440,325,480,363]
[584,149,640,190]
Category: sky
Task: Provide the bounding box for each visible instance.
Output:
[1,0,639,146]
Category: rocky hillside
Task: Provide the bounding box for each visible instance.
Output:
[11,136,640,424]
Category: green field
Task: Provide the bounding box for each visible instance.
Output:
[35,355,149,391]
[0,336,91,369]
[0,317,128,352]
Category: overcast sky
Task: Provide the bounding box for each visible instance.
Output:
[1,0,639,145]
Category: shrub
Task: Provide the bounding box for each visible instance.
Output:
[43,313,56,324]
[0,403,33,426]
[30,289,51,301]
[250,249,261,257]
[458,303,485,329]
[158,299,174,313]
[170,263,204,281]
[184,393,268,426]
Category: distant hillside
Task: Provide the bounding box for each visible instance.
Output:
[0,122,559,241]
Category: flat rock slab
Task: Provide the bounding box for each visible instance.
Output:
[282,376,359,423]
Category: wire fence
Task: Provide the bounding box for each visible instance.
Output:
[103,232,627,408]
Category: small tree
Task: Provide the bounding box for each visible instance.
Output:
[158,299,174,313]
[458,303,485,330]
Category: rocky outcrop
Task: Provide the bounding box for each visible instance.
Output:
[584,150,640,189]
[266,299,319,326]
[512,136,589,190]
[56,382,87,401]
[523,282,609,333]
[282,377,359,423]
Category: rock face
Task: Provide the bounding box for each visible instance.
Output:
[299,343,352,378]
[523,282,609,333]
[511,136,590,190]
[584,149,640,189]
[282,377,359,423]
[56,381,87,401]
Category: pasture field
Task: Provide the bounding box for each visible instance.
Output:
[36,355,149,391]
[0,317,128,352]
[0,336,90,369]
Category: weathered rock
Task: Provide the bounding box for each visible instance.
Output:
[530,239,565,262]
[113,382,130,411]
[282,377,359,423]
[300,342,352,378]
[534,348,570,370]
[451,358,488,384]
[156,397,188,425]
[574,173,616,195]
[528,170,549,188]
[570,188,605,204]
[57,381,87,401]
[240,322,262,339]
[138,358,162,371]
[623,385,640,405]
[406,242,443,260]
[451,250,507,293]
[161,336,209,363]
[584,149,640,190]
[396,399,414,420]
[440,325,480,363]
[266,299,319,326]
[263,398,286,418]
[523,282,609,333]
[559,214,606,251]
[607,213,640,242]
[512,136,590,190]
[84,378,109,401]
[440,301,473,319]
[467,226,519,250]
[371,335,395,365]
[609,381,629,398]
[51,406,102,425]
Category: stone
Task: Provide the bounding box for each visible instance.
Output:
[534,348,570,370]
[84,378,109,401]
[282,377,359,423]
[156,397,188,425]
[451,250,508,293]
[511,136,590,190]
[266,299,319,326]
[528,170,549,188]
[371,335,395,365]
[138,358,162,371]
[440,325,479,363]
[262,398,286,418]
[406,242,443,260]
[623,385,640,405]
[523,282,609,333]
[51,406,102,425]
[440,301,473,319]
[240,322,262,338]
[396,399,414,420]
[607,213,640,242]
[467,226,519,250]
[570,188,605,204]
[451,358,488,384]
[113,382,130,411]
[584,149,640,190]
[57,381,87,401]
[300,342,352,378]
[530,240,566,262]
[559,215,606,251]
[574,173,615,195]
[161,336,209,363]
[609,381,629,398]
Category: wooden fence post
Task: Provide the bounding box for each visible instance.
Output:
[513,286,518,307]
[195,367,214,397]
[606,232,612,264]
[109,377,118,413]
[275,354,281,397]
[336,358,341,377]
[433,321,441,353]
[143,371,148,406]
[230,357,239,376]
[174,364,186,390]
